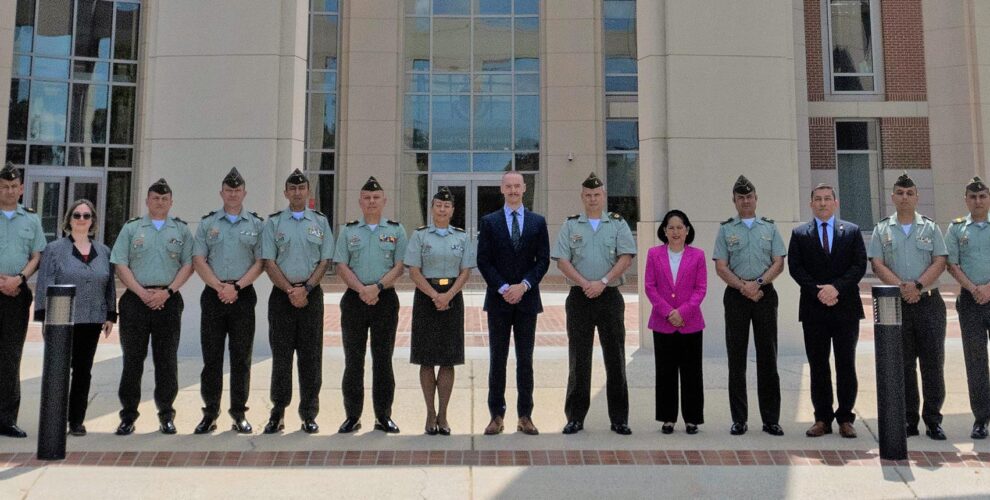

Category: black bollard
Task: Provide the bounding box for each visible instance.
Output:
[872,285,907,461]
[37,284,76,461]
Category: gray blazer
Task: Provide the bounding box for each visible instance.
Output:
[35,236,117,325]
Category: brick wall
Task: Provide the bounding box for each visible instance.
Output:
[804,0,825,101]
[810,117,836,169]
[881,0,927,101]
[880,117,930,168]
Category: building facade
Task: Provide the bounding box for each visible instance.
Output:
[3,0,988,352]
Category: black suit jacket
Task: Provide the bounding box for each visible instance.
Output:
[476,208,550,314]
[787,218,867,323]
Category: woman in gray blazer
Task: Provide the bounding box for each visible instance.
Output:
[35,199,117,436]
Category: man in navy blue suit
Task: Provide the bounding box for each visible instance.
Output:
[787,184,867,439]
[477,171,550,435]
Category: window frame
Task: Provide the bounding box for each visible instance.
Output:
[834,118,882,231]
[821,0,885,98]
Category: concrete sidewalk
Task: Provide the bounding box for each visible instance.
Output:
[3,290,990,499]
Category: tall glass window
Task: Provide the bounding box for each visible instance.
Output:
[827,0,882,93]
[603,0,638,227]
[304,0,339,225]
[835,120,880,230]
[7,0,141,244]
[402,0,540,227]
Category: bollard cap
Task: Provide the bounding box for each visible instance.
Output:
[871,285,901,298]
[46,284,76,297]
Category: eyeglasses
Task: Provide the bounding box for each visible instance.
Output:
[71,212,93,220]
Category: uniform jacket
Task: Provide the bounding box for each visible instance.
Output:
[476,208,550,314]
[644,245,707,333]
[787,218,867,323]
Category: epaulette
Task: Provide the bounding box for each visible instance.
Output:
[201,210,217,220]
[416,225,428,231]
[269,211,282,218]
[609,212,623,220]
[387,219,400,225]
[250,211,263,221]
[922,215,934,222]
[566,214,580,220]
[345,220,360,226]
[720,217,734,225]
[23,207,35,214]
[761,216,775,224]
[952,217,966,224]
[312,209,327,219]
[452,226,465,232]
[126,216,141,223]
[173,217,187,225]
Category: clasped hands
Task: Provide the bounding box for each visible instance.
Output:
[816,284,839,306]
[0,275,22,297]
[739,280,764,302]
[140,288,171,310]
[217,283,240,304]
[970,284,990,305]
[500,283,528,304]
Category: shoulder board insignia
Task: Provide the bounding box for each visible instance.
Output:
[922,215,934,222]
[250,211,263,221]
[173,217,187,225]
[416,225,428,231]
[126,216,141,223]
[610,212,623,220]
[268,211,282,218]
[566,214,579,220]
[952,217,966,224]
[345,220,360,226]
[387,219,400,225]
[720,217,734,225]
[201,210,217,220]
[761,217,775,224]
[452,226,465,232]
[23,207,36,214]
[312,209,327,219]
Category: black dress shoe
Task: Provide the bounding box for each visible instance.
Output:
[0,424,27,438]
[338,417,361,434]
[263,416,285,435]
[194,416,217,435]
[436,425,451,436]
[562,421,584,435]
[762,423,785,436]
[374,418,400,434]
[685,423,699,435]
[926,424,947,440]
[730,422,748,435]
[67,423,87,437]
[661,423,674,434]
[159,418,177,435]
[972,422,989,440]
[611,423,632,435]
[115,419,135,436]
[301,419,319,434]
[231,416,253,434]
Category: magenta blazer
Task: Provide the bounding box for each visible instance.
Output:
[644,245,708,334]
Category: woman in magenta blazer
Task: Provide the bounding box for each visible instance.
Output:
[644,209,708,434]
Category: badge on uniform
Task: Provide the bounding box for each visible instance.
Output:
[133,235,144,249]
[726,234,739,246]
[307,226,324,239]
[168,238,183,259]
[209,228,220,240]
[422,243,432,254]
[570,234,583,243]
[961,233,969,246]
[379,235,397,244]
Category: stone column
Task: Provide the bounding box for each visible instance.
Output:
[0,0,16,159]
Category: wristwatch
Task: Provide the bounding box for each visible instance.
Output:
[166,287,176,296]
[233,283,242,292]
[304,283,314,293]
[376,282,385,292]
[16,273,26,285]
[600,277,609,285]
[756,277,765,285]
[914,280,923,290]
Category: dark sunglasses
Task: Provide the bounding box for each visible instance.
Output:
[71,212,93,220]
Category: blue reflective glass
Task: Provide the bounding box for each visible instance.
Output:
[404,94,430,149]
[475,74,512,94]
[14,0,35,53]
[73,61,110,81]
[28,81,69,142]
[13,56,31,77]
[310,14,339,71]
[473,95,512,150]
[604,1,635,20]
[406,73,430,93]
[431,95,470,150]
[431,153,470,172]
[309,71,337,92]
[606,120,638,151]
[475,18,512,71]
[405,17,431,71]
[605,76,638,93]
[434,0,469,15]
[477,0,511,14]
[405,0,430,16]
[514,0,539,15]
[34,0,74,56]
[311,0,339,12]
[307,93,336,149]
[70,83,109,144]
[514,73,539,93]
[432,74,471,93]
[605,57,637,75]
[29,145,66,166]
[514,17,539,71]
[7,79,31,141]
[514,95,539,150]
[32,58,70,79]
[473,153,512,172]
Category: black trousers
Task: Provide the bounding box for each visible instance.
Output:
[0,286,31,426]
[200,285,256,418]
[488,306,537,419]
[723,285,780,425]
[902,292,946,427]
[268,285,323,420]
[564,287,629,424]
[802,318,859,425]
[118,290,183,421]
[341,288,399,420]
[654,330,704,424]
[958,290,990,423]
[68,323,103,425]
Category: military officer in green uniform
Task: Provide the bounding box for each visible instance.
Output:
[260,169,334,434]
[713,175,786,437]
[552,172,636,436]
[868,172,948,440]
[110,178,194,435]
[335,176,408,434]
[944,176,990,439]
[192,167,265,435]
[0,163,45,438]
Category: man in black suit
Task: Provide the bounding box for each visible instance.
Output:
[787,184,867,438]
[477,171,550,436]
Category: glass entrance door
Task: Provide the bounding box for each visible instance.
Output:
[429,176,503,239]
[24,172,106,242]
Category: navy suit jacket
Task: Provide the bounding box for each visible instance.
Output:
[476,208,550,314]
[787,218,867,323]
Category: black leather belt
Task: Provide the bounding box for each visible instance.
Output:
[428,278,456,286]
[919,288,939,298]
[145,285,169,290]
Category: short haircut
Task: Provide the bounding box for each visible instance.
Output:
[810,183,837,199]
[62,199,98,237]
[657,209,695,245]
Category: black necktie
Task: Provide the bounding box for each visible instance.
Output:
[511,210,521,250]
[821,222,830,255]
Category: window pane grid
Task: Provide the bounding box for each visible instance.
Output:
[304,2,339,218]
